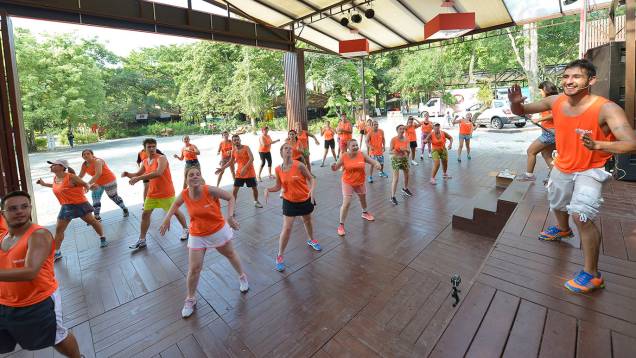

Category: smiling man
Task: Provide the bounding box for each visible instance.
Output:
[508,59,636,293]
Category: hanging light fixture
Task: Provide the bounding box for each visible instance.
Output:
[351,13,362,23]
[339,39,369,58]
[424,12,475,40]
[340,17,349,26]
[364,9,375,19]
[441,0,455,7]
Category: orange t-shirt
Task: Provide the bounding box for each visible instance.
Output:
[405,125,417,142]
[298,130,310,149]
[391,137,409,156]
[0,224,57,307]
[431,131,447,150]
[0,216,7,238]
[52,173,87,205]
[143,154,176,199]
[276,161,310,203]
[541,111,554,129]
[342,151,366,186]
[421,122,433,134]
[367,129,385,156]
[83,159,116,186]
[552,95,614,173]
[459,120,473,135]
[288,139,304,160]
[182,145,198,161]
[182,187,225,236]
[259,134,273,153]
[233,146,256,179]
[356,120,366,131]
[219,140,233,159]
[338,121,353,141]
[323,128,334,141]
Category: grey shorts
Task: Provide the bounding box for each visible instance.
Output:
[547,167,611,222]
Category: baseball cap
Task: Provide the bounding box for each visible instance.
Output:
[47,159,69,169]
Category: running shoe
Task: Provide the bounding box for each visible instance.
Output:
[467,155,472,160]
[239,274,249,293]
[337,223,346,236]
[320,163,325,167]
[254,201,263,208]
[457,158,461,162]
[129,239,147,249]
[275,255,285,272]
[543,177,550,186]
[181,297,197,318]
[123,208,129,217]
[564,270,605,293]
[368,176,374,183]
[411,160,419,166]
[361,212,375,221]
[54,250,63,261]
[379,172,388,178]
[390,197,398,205]
[401,188,413,197]
[94,215,102,222]
[307,239,322,251]
[538,226,574,241]
[517,173,536,182]
[180,229,189,241]
[443,174,452,180]
[99,237,109,248]
[430,178,437,185]
[420,155,424,161]
[428,153,432,158]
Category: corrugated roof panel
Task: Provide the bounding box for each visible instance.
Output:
[221,0,292,26]
[455,0,513,27]
[308,16,385,49]
[401,0,455,22]
[359,0,425,43]
[503,0,561,22]
[345,11,409,47]
[259,0,315,20]
[295,26,340,53]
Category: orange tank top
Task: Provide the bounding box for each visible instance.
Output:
[234,146,256,179]
[182,187,225,236]
[391,137,408,156]
[259,134,272,153]
[139,149,148,162]
[338,122,353,141]
[405,125,417,142]
[52,173,87,205]
[342,151,366,186]
[0,216,7,239]
[0,224,57,307]
[276,161,310,203]
[368,129,385,156]
[421,122,433,134]
[552,95,614,173]
[431,131,447,150]
[84,159,116,186]
[323,128,334,141]
[143,154,176,199]
[459,120,473,135]
[289,139,304,160]
[298,130,310,149]
[182,145,198,161]
[219,140,233,159]
[541,111,554,129]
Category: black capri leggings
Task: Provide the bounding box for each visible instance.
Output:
[259,152,272,167]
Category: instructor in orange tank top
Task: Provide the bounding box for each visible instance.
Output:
[79,149,129,221]
[0,191,81,357]
[216,134,263,209]
[509,59,636,294]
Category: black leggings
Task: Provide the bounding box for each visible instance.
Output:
[259,152,272,167]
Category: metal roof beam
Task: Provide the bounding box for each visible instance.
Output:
[394,0,427,24]
[354,1,414,43]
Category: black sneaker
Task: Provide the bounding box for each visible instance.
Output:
[390,197,398,205]
[401,188,413,197]
[129,239,147,250]
[123,208,129,217]
[100,237,109,248]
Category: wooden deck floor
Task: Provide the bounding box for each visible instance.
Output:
[4,152,636,357]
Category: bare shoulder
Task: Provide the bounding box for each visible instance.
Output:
[30,228,54,243]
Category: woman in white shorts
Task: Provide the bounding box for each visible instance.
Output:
[160,167,248,318]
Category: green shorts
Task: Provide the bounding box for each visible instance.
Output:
[143,197,175,211]
[391,156,409,171]
[432,149,448,161]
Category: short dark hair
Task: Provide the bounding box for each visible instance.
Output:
[538,81,559,96]
[564,59,596,78]
[434,123,441,127]
[1,190,31,210]
[143,138,157,148]
[231,134,240,140]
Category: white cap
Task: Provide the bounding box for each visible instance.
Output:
[47,159,69,169]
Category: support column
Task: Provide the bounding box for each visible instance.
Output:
[0,15,32,197]
[360,58,366,119]
[626,0,635,127]
[283,49,308,131]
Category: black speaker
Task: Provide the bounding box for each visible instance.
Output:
[585,41,625,108]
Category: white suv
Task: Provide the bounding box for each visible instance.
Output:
[462,99,527,129]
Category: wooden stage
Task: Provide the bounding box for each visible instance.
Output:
[4,151,636,357]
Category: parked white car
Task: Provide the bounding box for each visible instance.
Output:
[461,99,527,129]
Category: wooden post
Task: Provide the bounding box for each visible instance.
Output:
[283,50,308,131]
[626,0,636,128]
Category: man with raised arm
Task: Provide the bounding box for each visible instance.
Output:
[509,59,636,293]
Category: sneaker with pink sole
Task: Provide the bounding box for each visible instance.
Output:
[361,212,375,221]
[337,223,346,236]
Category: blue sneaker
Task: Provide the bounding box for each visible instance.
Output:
[54,250,62,261]
[368,176,374,183]
[307,239,322,251]
[275,255,285,272]
[564,270,604,293]
[538,226,574,241]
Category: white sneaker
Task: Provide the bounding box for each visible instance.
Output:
[410,160,418,166]
[239,274,249,293]
[254,201,263,208]
[428,153,432,158]
[181,297,196,318]
[180,229,189,241]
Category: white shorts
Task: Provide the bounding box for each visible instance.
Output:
[52,289,68,345]
[547,166,611,222]
[188,223,233,250]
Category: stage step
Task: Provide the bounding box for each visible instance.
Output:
[452,181,531,238]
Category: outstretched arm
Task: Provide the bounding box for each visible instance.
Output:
[508,84,555,116]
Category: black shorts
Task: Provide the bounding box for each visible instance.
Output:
[360,129,366,135]
[324,139,335,149]
[0,295,62,353]
[234,177,257,188]
[409,141,418,149]
[282,198,314,217]
[259,152,272,167]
